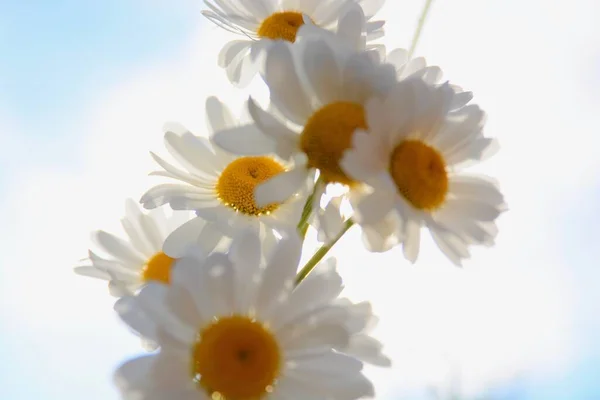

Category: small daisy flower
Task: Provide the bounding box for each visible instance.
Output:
[341,78,506,265]
[203,0,385,86]
[140,98,306,242]
[113,229,377,400]
[74,199,225,297]
[213,35,398,210]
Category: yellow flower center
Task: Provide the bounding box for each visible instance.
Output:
[216,156,285,216]
[192,316,281,399]
[389,140,449,211]
[257,11,306,42]
[141,252,175,284]
[300,101,367,185]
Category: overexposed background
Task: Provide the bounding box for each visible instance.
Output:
[1,1,599,399]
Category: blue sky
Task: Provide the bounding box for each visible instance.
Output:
[0,0,200,185]
[1,1,599,399]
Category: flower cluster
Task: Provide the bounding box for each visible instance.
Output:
[76,1,506,399]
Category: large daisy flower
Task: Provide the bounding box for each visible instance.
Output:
[140,98,306,245]
[113,229,377,400]
[341,78,506,265]
[74,199,225,297]
[203,0,385,86]
[213,34,398,210]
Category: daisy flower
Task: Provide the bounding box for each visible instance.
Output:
[140,97,306,244]
[212,34,398,211]
[341,78,506,265]
[203,0,385,86]
[113,229,377,400]
[74,199,225,297]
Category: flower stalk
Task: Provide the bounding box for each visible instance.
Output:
[295,218,355,285]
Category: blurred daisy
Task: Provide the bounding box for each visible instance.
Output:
[74,199,224,297]
[213,35,398,211]
[114,229,376,400]
[203,0,385,86]
[341,78,505,265]
[140,98,306,243]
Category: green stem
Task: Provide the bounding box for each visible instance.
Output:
[296,178,323,239]
[295,219,355,286]
[407,0,435,60]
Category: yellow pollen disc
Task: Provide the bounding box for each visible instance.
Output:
[389,140,449,211]
[216,156,285,216]
[141,252,175,284]
[192,316,281,399]
[300,101,367,185]
[257,11,306,42]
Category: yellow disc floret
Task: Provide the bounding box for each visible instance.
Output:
[216,156,285,216]
[142,252,175,284]
[192,316,281,399]
[300,101,367,185]
[389,140,449,211]
[257,11,306,42]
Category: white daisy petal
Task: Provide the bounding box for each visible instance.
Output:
[135,283,196,345]
[114,296,159,343]
[302,37,343,105]
[247,98,300,160]
[255,167,308,208]
[123,199,156,257]
[264,42,314,125]
[288,350,363,376]
[442,198,502,222]
[217,40,252,69]
[315,197,345,243]
[94,231,145,265]
[255,233,302,318]
[205,96,236,133]
[336,5,366,50]
[229,229,262,313]
[354,189,395,225]
[429,225,470,267]
[402,215,421,263]
[449,175,504,206]
[163,217,224,258]
[212,124,277,155]
[270,259,344,329]
[73,266,111,280]
[346,334,392,367]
